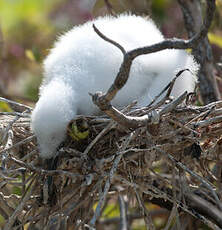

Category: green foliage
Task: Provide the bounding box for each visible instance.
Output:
[151,0,171,20]
[0,0,60,36]
[102,202,120,218]
[0,214,5,227]
[208,32,222,48]
[12,185,22,196]
[0,101,12,112]
[23,74,42,101]
[0,0,63,102]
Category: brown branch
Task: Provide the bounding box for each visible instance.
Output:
[0,193,14,219]
[92,74,188,129]
[1,97,222,228]
[93,24,126,55]
[92,0,216,129]
[118,195,128,230]
[0,135,35,155]
[8,154,84,180]
[89,132,135,227]
[156,147,222,211]
[0,97,33,112]
[187,193,222,228]
[144,182,222,229]
[178,0,220,103]
[134,188,156,230]
[116,175,221,229]
[3,178,36,230]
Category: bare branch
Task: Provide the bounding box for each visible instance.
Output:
[92,0,216,129]
[93,24,126,55]
[89,132,135,227]
[1,96,222,228]
[0,97,33,112]
[3,178,36,230]
[118,195,128,230]
[178,0,220,103]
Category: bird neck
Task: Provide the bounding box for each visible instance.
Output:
[31,79,77,158]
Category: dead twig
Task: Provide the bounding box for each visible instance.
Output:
[89,131,135,228]
[91,0,216,129]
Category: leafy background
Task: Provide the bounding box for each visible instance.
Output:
[0,0,221,107]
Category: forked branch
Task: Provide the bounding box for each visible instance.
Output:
[91,0,216,129]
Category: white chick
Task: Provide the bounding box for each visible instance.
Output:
[31,14,198,159]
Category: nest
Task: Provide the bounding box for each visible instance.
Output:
[1,96,222,230]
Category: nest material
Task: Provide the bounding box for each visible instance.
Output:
[1,97,222,230]
[0,0,218,228]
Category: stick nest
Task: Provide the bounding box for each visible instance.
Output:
[1,97,222,230]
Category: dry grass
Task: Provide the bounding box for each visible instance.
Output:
[1,96,222,230]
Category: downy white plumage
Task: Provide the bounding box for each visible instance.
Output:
[31,14,199,159]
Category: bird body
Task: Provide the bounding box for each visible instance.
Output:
[31,14,198,159]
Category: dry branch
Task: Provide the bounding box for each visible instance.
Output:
[178,0,221,103]
[1,94,222,229]
[91,0,216,129]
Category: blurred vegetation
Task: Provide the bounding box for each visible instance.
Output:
[0,1,221,228]
[0,0,62,106]
[0,0,221,108]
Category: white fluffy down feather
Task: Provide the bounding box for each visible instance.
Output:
[31,14,199,159]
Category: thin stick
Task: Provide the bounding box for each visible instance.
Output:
[118,195,128,230]
[89,131,135,227]
[93,24,126,55]
[0,97,32,112]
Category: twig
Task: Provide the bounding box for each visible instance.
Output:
[83,121,115,157]
[143,183,222,229]
[0,114,20,145]
[89,131,135,227]
[187,193,222,227]
[134,188,156,230]
[155,147,222,211]
[147,69,190,107]
[1,129,13,169]
[3,176,36,230]
[159,91,187,116]
[8,155,84,180]
[118,195,128,230]
[91,0,216,129]
[93,24,125,55]
[194,115,222,128]
[0,112,30,117]
[0,97,32,112]
[0,193,15,219]
[21,149,37,161]
[0,135,35,155]
[178,0,220,103]
[92,90,187,129]
[163,205,178,230]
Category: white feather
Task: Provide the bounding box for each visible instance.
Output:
[31,14,199,159]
